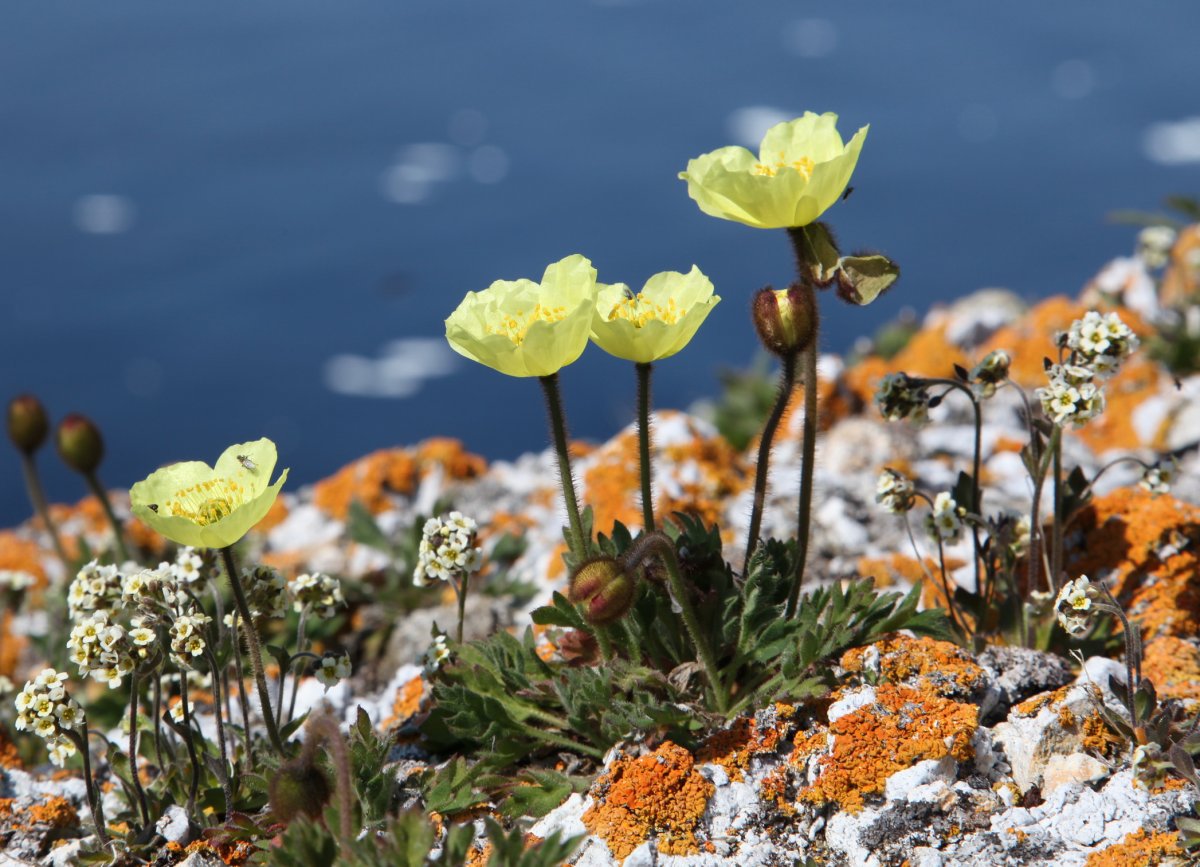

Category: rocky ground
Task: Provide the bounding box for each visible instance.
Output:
[4,231,1200,865]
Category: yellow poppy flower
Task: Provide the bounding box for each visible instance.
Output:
[445,254,600,377]
[678,112,867,229]
[590,266,720,363]
[129,439,288,549]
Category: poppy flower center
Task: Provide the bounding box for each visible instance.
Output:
[166,478,249,526]
[752,153,815,180]
[609,295,681,327]
[486,303,568,345]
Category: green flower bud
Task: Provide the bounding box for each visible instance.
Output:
[751,284,818,357]
[269,758,332,824]
[57,414,105,475]
[567,556,637,626]
[7,395,49,455]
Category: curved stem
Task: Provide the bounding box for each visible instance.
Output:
[204,649,234,820]
[285,608,309,727]
[20,454,70,569]
[127,672,151,828]
[786,341,819,618]
[83,472,131,563]
[742,354,797,577]
[539,374,588,558]
[635,362,656,532]
[69,728,109,845]
[220,547,286,756]
[625,532,727,714]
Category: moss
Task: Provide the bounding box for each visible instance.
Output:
[1084,828,1184,866]
[800,684,978,813]
[582,741,715,861]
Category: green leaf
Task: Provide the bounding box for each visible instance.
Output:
[793,222,841,287]
[422,757,491,816]
[347,499,394,553]
[836,254,900,305]
[530,592,585,630]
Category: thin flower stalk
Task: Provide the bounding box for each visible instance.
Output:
[539,373,588,558]
[66,728,109,845]
[743,353,796,576]
[18,454,69,568]
[787,340,820,618]
[127,672,151,828]
[636,362,656,532]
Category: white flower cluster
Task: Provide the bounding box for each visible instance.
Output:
[1037,363,1105,428]
[1137,225,1177,270]
[413,512,483,586]
[167,610,213,667]
[224,567,288,627]
[290,572,344,619]
[1055,575,1099,636]
[1065,311,1139,378]
[874,373,930,426]
[13,669,83,766]
[875,469,915,514]
[1139,458,1178,497]
[0,569,35,593]
[67,560,126,618]
[67,609,154,689]
[315,653,352,691]
[926,492,965,544]
[423,634,451,674]
[969,349,1011,400]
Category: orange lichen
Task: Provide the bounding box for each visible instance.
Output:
[1080,712,1123,757]
[583,428,644,532]
[252,497,290,533]
[801,684,978,813]
[0,531,46,585]
[26,796,77,829]
[0,727,21,769]
[1068,489,1200,640]
[0,611,24,681]
[582,741,715,861]
[1161,224,1200,306]
[1075,357,1166,452]
[842,634,988,700]
[696,705,793,783]
[1057,705,1078,730]
[1142,636,1200,704]
[841,323,971,410]
[185,838,256,866]
[977,296,1088,387]
[381,675,426,730]
[312,440,486,519]
[1084,828,1183,867]
[1013,685,1075,718]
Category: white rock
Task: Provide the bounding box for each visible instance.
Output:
[884,756,956,803]
[155,803,193,844]
[1041,752,1110,797]
[827,686,876,722]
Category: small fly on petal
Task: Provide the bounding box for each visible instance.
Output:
[236,455,257,471]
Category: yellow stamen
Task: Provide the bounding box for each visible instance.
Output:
[610,295,681,328]
[752,152,815,180]
[486,303,568,345]
[166,478,248,526]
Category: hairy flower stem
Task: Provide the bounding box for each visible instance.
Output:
[19,454,69,569]
[283,609,309,727]
[220,547,286,756]
[742,353,797,577]
[451,574,469,644]
[594,626,615,661]
[1027,425,1062,600]
[68,728,109,845]
[636,362,656,532]
[204,649,234,819]
[127,673,151,828]
[625,531,727,714]
[539,374,588,559]
[82,471,131,563]
[786,341,819,619]
[1050,433,1065,592]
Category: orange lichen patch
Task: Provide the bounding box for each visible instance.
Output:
[800,684,978,813]
[545,542,569,582]
[0,611,25,680]
[1161,224,1200,306]
[582,741,715,861]
[1084,828,1184,867]
[252,497,290,534]
[124,515,168,557]
[696,705,794,783]
[1014,685,1075,718]
[1080,712,1124,757]
[0,531,46,586]
[583,427,644,532]
[185,838,256,867]
[841,634,988,700]
[1075,357,1166,452]
[478,510,536,546]
[659,425,748,530]
[416,438,487,482]
[380,675,427,730]
[916,559,966,610]
[0,727,21,769]
[1057,705,1078,730]
[1068,489,1200,640]
[312,449,418,518]
[841,324,972,409]
[464,842,492,867]
[26,796,77,829]
[1142,637,1200,704]
[856,554,944,591]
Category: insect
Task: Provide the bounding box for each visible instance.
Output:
[842,185,855,201]
[236,455,257,471]
[148,504,159,512]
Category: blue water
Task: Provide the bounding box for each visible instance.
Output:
[1,0,1197,526]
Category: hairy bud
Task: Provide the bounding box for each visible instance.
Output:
[751,284,818,357]
[269,757,332,824]
[567,557,637,626]
[56,414,104,475]
[7,395,49,455]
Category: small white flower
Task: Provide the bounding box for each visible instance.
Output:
[46,736,77,768]
[926,492,965,544]
[423,634,452,674]
[1055,576,1099,636]
[315,653,352,691]
[1139,458,1178,497]
[1138,225,1177,269]
[875,469,915,514]
[414,512,483,587]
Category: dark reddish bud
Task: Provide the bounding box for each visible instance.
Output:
[269,758,332,824]
[751,283,818,357]
[567,556,636,626]
[57,414,105,475]
[557,629,600,666]
[7,395,49,455]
